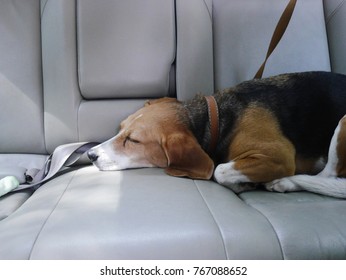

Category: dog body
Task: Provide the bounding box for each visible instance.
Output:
[88,71,346,197]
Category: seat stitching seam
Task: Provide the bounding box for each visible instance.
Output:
[28,170,77,259]
[193,180,228,259]
[202,0,212,22]
[241,200,285,259]
[41,0,49,18]
[326,0,346,23]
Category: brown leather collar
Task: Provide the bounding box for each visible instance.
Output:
[204,96,219,154]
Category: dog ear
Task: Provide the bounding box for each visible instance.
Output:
[162,132,214,180]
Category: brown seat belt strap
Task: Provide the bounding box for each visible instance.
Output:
[254,0,297,79]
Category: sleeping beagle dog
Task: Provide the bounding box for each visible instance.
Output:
[88,71,346,197]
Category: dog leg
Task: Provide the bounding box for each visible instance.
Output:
[216,106,296,193]
[319,115,346,177]
[266,115,346,196]
[213,161,258,193]
[265,177,303,193]
[214,151,295,193]
[214,161,250,185]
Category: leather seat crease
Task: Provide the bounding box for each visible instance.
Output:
[0,168,282,259]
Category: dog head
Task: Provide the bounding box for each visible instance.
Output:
[88,98,214,180]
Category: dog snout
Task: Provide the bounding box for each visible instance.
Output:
[87,149,99,162]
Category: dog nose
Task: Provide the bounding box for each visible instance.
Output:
[87,150,99,162]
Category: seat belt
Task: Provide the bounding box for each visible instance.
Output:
[254,0,297,79]
[3,142,99,195]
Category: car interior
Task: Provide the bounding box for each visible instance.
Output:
[1,0,346,259]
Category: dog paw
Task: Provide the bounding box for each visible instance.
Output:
[265,177,302,193]
[214,162,249,186]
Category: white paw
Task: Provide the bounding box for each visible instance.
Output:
[265,177,302,193]
[214,162,250,186]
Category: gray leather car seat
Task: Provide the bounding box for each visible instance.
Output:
[0,0,47,220]
[1,0,346,259]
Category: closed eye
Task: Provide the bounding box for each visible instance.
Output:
[128,137,140,144]
[124,136,141,146]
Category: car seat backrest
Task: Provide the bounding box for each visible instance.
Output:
[324,0,346,74]
[212,0,331,90]
[42,0,176,152]
[175,0,215,101]
[0,0,45,154]
[2,0,345,156]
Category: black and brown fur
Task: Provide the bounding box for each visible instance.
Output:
[89,71,346,196]
[182,71,346,182]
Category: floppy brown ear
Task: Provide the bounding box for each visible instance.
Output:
[162,132,214,180]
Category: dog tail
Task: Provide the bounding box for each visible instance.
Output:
[290,175,346,198]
